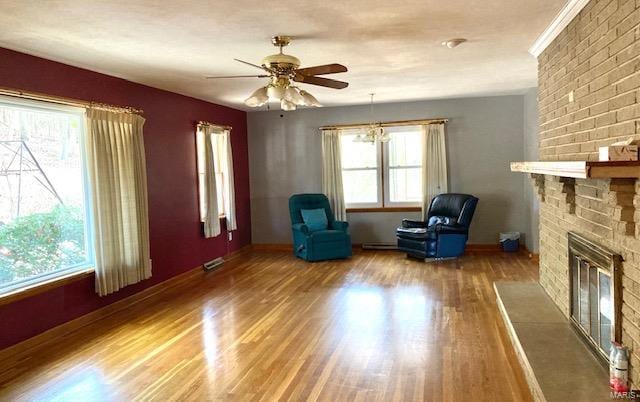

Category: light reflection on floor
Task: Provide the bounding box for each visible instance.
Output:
[34,366,110,402]
[330,284,432,367]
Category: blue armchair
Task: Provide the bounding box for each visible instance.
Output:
[396,193,478,259]
[289,194,352,262]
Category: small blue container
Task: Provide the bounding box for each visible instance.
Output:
[500,232,520,252]
[501,238,520,252]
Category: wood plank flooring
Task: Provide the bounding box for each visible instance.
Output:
[0,250,538,401]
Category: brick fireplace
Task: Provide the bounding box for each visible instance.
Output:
[532,0,640,387]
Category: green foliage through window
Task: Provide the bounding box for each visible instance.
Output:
[0,206,87,285]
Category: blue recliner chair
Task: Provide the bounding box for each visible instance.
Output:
[396,193,478,259]
[289,194,352,262]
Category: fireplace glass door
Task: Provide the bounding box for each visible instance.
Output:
[569,232,620,361]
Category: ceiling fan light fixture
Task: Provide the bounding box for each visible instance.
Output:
[267,85,286,101]
[280,98,296,111]
[244,86,269,107]
[284,87,306,105]
[210,36,347,110]
[299,90,322,107]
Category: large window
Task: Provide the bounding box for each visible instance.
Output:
[0,96,94,294]
[340,125,423,208]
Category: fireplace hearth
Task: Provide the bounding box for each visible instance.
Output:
[568,232,622,361]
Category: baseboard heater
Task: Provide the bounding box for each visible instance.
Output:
[203,257,225,272]
[361,242,397,250]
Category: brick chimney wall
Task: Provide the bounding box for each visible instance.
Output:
[536,0,640,385]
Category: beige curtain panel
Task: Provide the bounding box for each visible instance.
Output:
[85,109,152,296]
[321,129,347,221]
[212,127,237,231]
[421,123,448,218]
[199,125,222,238]
[198,125,237,237]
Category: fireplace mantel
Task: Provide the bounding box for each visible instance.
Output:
[511,161,640,179]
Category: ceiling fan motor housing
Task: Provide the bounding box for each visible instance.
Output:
[261,53,301,73]
[270,75,291,89]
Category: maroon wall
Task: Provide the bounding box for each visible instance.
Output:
[0,48,251,350]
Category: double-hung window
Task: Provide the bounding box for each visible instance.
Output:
[340,125,423,209]
[196,127,232,220]
[0,96,94,295]
[340,130,382,208]
[383,126,423,206]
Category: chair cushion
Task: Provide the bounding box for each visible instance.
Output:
[310,229,349,243]
[395,227,436,241]
[301,208,328,232]
[427,216,455,226]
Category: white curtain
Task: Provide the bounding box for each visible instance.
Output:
[214,128,237,231]
[85,108,151,296]
[199,125,221,237]
[421,123,448,218]
[198,125,236,237]
[321,129,347,221]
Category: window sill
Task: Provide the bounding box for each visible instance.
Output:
[346,207,421,213]
[0,267,94,307]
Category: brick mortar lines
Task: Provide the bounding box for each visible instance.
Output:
[537,178,640,384]
[539,11,640,102]
[539,39,639,111]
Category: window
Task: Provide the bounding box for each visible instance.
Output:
[340,125,423,209]
[340,130,382,208]
[384,127,423,206]
[0,96,94,295]
[196,127,231,220]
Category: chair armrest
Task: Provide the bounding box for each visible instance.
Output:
[429,223,468,235]
[402,219,427,228]
[292,223,310,235]
[331,220,349,232]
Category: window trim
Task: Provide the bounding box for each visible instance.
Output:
[0,95,96,298]
[346,206,421,213]
[0,267,94,306]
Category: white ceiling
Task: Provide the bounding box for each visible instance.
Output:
[0,0,566,110]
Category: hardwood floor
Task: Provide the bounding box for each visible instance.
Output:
[0,250,537,401]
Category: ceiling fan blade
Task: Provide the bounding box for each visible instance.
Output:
[205,74,269,79]
[295,64,348,76]
[234,58,272,73]
[294,74,349,89]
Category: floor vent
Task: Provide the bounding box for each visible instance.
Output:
[203,257,225,272]
[361,243,397,250]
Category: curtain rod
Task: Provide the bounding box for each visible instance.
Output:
[319,118,448,131]
[0,86,144,115]
[197,120,233,131]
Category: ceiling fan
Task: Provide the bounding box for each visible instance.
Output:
[206,36,348,110]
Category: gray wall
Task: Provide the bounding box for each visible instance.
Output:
[248,95,528,245]
[523,88,540,253]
